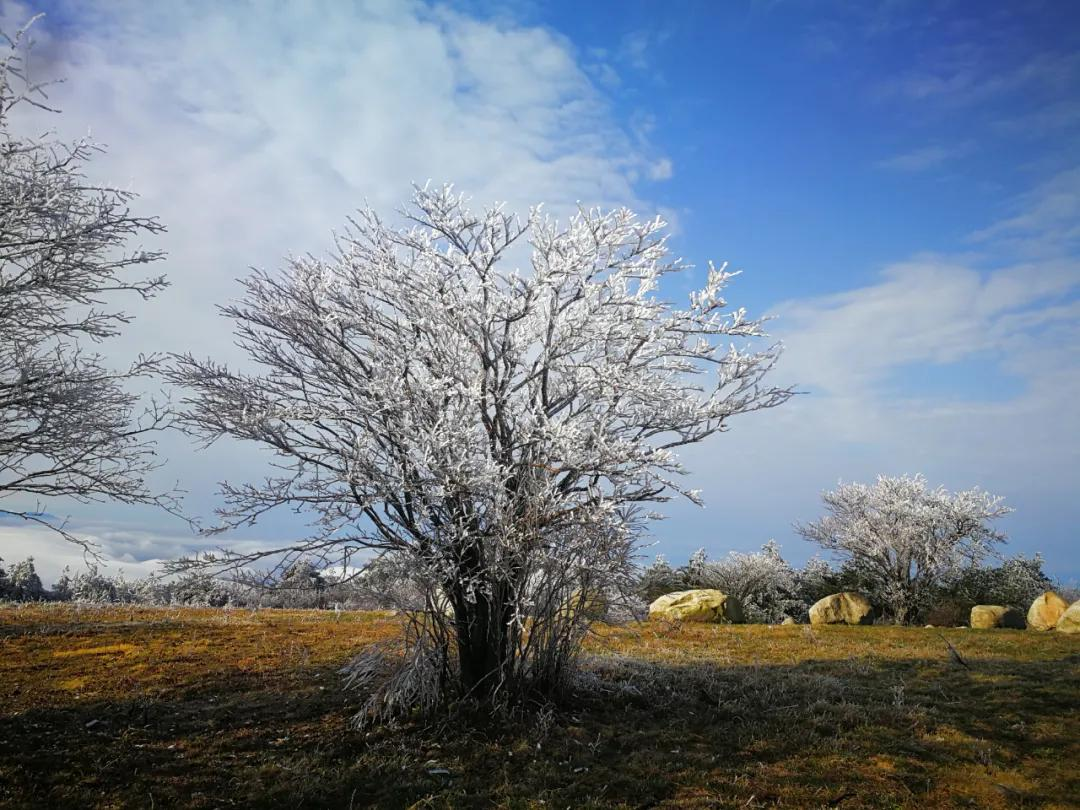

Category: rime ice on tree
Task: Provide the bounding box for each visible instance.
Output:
[168,185,792,720]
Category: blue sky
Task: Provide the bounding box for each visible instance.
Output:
[2,0,1078,583]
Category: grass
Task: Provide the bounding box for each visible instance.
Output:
[0,604,1077,809]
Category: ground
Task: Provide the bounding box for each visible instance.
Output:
[0,605,1076,809]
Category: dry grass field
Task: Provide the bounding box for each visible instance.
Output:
[0,604,1076,809]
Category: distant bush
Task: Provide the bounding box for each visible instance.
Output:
[942,554,1052,609]
[916,554,1054,625]
[4,557,45,601]
[3,552,424,610]
[1056,583,1080,604]
[55,566,121,603]
[638,542,810,623]
[637,555,685,603]
[633,545,1064,627]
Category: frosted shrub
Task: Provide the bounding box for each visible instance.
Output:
[166,186,792,721]
[679,542,803,623]
[637,555,685,602]
[797,475,1011,624]
[65,565,120,603]
[6,557,44,601]
[944,554,1052,608]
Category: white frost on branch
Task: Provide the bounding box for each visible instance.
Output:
[167,184,793,717]
[796,474,1012,624]
[0,17,176,553]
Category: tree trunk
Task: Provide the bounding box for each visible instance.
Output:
[454,591,513,699]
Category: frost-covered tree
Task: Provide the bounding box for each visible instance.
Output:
[793,555,840,608]
[343,553,426,611]
[63,564,119,603]
[0,18,174,552]
[50,568,73,601]
[637,554,685,602]
[796,474,1011,624]
[247,559,329,609]
[686,541,802,623]
[7,555,44,600]
[167,571,231,607]
[167,185,792,720]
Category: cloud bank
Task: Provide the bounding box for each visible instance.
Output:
[1,0,670,569]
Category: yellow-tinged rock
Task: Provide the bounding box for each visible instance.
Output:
[1027,591,1069,631]
[1056,600,1080,634]
[648,589,744,623]
[970,604,1026,629]
[808,592,874,626]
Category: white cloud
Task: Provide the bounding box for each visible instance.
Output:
[621,30,652,71]
[658,168,1080,574]
[0,0,665,577]
[617,27,673,72]
[0,520,285,585]
[0,524,173,584]
[880,50,1079,107]
[647,157,674,180]
[5,0,662,355]
[875,143,970,172]
[969,167,1080,255]
[993,100,1080,139]
[775,253,1079,397]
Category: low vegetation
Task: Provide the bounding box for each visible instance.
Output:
[1,604,1076,808]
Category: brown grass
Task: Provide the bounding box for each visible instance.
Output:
[0,604,1076,808]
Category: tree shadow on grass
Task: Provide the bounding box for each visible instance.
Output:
[0,651,1077,809]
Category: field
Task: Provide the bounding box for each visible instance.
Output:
[0,605,1076,809]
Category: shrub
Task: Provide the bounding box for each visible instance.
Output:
[797,475,1011,624]
[683,542,803,623]
[637,543,808,623]
[938,554,1052,611]
[637,555,685,603]
[7,557,45,601]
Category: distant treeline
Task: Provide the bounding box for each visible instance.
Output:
[1,544,1071,626]
[0,557,402,610]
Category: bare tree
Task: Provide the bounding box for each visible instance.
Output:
[167,185,792,720]
[0,18,174,552]
[796,474,1012,624]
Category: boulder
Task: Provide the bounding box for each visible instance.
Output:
[648,589,744,623]
[1027,591,1069,631]
[1056,600,1080,634]
[808,592,874,626]
[781,617,797,626]
[970,604,1026,629]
